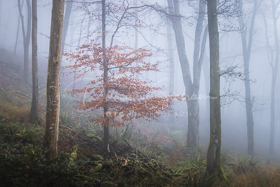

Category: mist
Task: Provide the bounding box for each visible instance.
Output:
[0,0,280,186]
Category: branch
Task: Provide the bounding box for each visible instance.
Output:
[110,0,128,47]
[17,0,26,41]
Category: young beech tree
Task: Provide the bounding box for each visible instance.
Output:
[64,43,186,148]
[45,0,65,160]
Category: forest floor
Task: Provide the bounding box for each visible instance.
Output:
[0,48,280,186]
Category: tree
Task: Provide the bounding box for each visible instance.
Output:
[17,0,32,82]
[14,2,24,55]
[266,0,280,155]
[30,0,38,122]
[64,0,185,147]
[167,0,207,147]
[206,0,226,180]
[235,0,259,156]
[65,43,185,148]
[61,0,74,54]
[45,0,65,160]
[101,0,109,147]
[166,0,175,96]
[134,0,139,79]
[166,1,175,124]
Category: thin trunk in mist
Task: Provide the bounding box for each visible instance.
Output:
[206,0,226,180]
[30,0,38,122]
[167,20,175,95]
[134,0,139,79]
[102,0,109,148]
[14,17,21,55]
[61,0,73,54]
[167,0,206,147]
[268,0,279,155]
[77,12,87,47]
[14,2,24,55]
[167,13,175,124]
[45,0,64,160]
[236,0,258,156]
[87,12,91,44]
[18,0,32,82]
[203,52,210,119]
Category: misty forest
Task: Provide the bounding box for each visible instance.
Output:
[1,0,280,186]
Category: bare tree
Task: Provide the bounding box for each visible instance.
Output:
[61,0,73,54]
[166,1,175,96]
[266,0,280,155]
[134,0,139,79]
[206,0,227,180]
[235,0,259,156]
[167,0,207,147]
[166,0,175,124]
[30,0,38,121]
[45,0,65,160]
[102,0,109,148]
[17,0,32,82]
[14,2,24,55]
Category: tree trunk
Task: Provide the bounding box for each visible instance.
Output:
[14,2,24,55]
[269,0,279,155]
[167,0,206,147]
[187,99,199,146]
[30,0,38,121]
[167,19,175,95]
[14,16,21,55]
[167,16,175,124]
[25,0,31,82]
[61,0,73,54]
[102,0,109,148]
[45,0,65,160]
[269,71,276,155]
[236,0,258,156]
[18,0,32,82]
[134,0,139,80]
[87,10,91,45]
[206,0,226,180]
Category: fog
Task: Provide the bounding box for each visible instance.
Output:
[1,0,280,159]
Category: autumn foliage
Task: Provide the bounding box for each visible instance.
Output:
[64,42,186,128]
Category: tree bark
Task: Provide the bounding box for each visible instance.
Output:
[236,0,258,156]
[30,0,38,121]
[269,0,279,155]
[102,0,109,148]
[45,0,65,160]
[206,0,226,180]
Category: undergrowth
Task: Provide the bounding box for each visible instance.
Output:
[0,56,280,186]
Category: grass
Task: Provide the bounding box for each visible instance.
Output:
[228,166,280,187]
